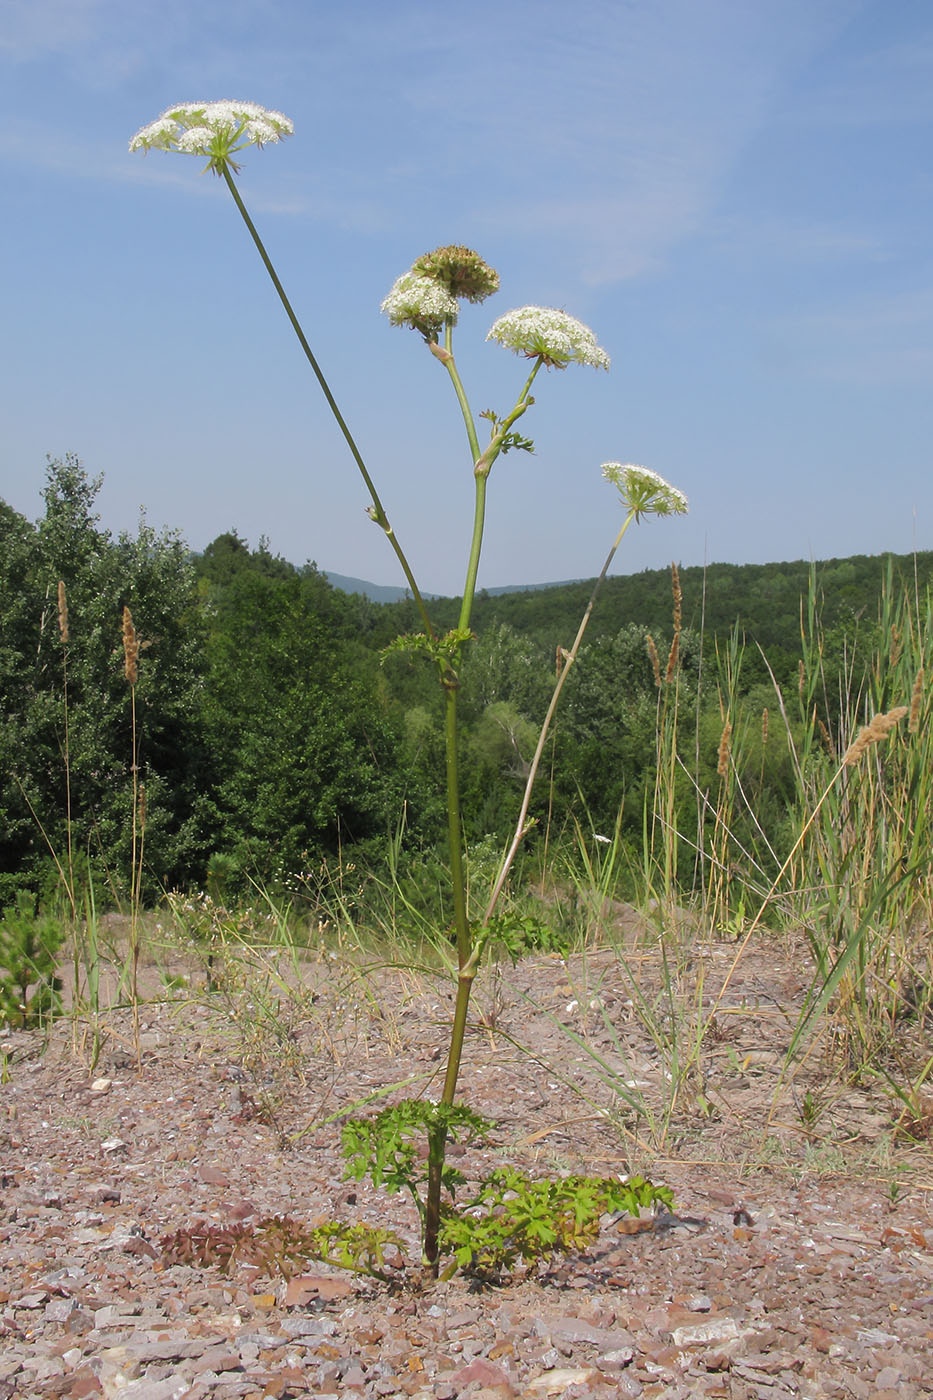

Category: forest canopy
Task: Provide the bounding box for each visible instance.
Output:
[2,456,928,907]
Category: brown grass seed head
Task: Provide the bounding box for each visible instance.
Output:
[57,580,69,645]
[717,720,732,777]
[665,632,680,684]
[909,669,924,733]
[670,562,682,630]
[843,706,909,765]
[646,633,662,688]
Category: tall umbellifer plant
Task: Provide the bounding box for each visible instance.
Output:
[131,103,686,1270]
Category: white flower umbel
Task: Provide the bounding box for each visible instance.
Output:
[381,271,459,338]
[602,463,688,519]
[486,307,610,370]
[129,101,293,174]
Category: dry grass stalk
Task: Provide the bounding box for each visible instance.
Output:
[57,580,69,645]
[646,633,662,688]
[843,706,909,766]
[665,563,682,683]
[122,607,140,684]
[717,720,732,777]
[664,633,680,683]
[909,669,924,734]
[889,625,902,668]
[670,562,682,633]
[761,707,769,747]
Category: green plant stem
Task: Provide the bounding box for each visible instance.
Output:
[444,687,471,970]
[221,167,436,640]
[483,509,637,924]
[440,323,481,463]
[422,353,542,1268]
[457,361,540,634]
[129,679,140,1060]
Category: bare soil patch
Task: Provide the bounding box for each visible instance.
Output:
[1,927,931,1399]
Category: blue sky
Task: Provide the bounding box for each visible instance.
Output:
[1,0,931,595]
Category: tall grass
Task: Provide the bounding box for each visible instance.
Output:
[783,565,932,1059]
[526,565,932,1149]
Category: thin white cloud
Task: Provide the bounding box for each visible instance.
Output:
[0,0,883,281]
[0,0,110,57]
[774,29,933,127]
[288,0,870,283]
[774,287,933,383]
[712,214,886,264]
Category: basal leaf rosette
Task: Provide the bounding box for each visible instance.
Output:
[602,463,688,519]
[129,101,293,175]
[487,307,610,370]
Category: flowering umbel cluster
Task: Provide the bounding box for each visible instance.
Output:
[382,246,499,340]
[129,101,293,175]
[381,273,460,339]
[411,246,500,303]
[602,463,688,519]
[487,308,610,370]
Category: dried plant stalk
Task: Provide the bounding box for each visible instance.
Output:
[646,633,662,688]
[665,562,682,683]
[122,606,140,684]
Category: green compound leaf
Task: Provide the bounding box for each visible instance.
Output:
[380,627,474,674]
[437,1168,674,1279]
[479,408,535,455]
[341,1099,494,1205]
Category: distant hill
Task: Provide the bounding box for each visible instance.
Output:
[338,549,933,691]
[322,570,583,603]
[321,571,419,604]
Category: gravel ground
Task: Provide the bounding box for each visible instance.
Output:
[1,930,931,1399]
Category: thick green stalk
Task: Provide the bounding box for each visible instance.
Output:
[422,679,476,1266]
[439,322,482,464]
[444,685,472,969]
[422,353,544,1268]
[221,168,436,639]
[457,360,541,635]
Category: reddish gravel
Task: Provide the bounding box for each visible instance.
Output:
[1,930,931,1399]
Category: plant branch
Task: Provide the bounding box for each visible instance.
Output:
[482,509,637,927]
[221,168,436,639]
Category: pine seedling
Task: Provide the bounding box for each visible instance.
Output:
[0,893,64,1029]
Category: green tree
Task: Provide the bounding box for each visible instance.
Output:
[1,456,213,900]
[201,561,414,883]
